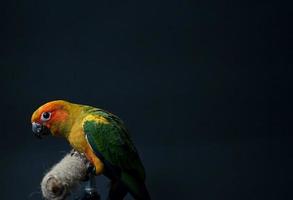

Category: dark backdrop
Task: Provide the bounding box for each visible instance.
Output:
[0,0,292,199]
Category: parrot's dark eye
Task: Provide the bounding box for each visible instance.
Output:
[41,112,51,121]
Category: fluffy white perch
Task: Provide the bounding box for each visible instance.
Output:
[41,151,88,200]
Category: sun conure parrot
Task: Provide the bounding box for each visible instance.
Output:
[31,100,150,200]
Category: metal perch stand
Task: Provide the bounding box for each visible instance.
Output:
[79,174,100,200]
[41,150,100,200]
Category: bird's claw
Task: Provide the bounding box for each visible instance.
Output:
[86,162,96,175]
[70,149,78,156]
[82,162,96,182]
[70,149,88,163]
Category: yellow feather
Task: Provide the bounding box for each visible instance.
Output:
[82,114,109,125]
[67,113,107,175]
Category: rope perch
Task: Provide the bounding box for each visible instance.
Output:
[41,150,89,200]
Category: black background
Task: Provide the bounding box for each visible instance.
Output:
[0,0,292,199]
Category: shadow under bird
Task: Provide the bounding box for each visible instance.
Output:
[31,100,151,200]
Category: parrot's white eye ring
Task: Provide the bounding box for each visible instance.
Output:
[41,112,51,121]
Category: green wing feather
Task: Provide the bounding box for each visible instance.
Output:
[83,108,150,199]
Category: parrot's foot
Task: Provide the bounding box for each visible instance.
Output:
[70,149,88,163]
[86,162,96,176]
[82,162,96,182]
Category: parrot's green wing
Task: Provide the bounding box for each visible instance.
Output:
[83,109,150,200]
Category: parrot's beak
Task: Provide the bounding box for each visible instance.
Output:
[32,122,51,139]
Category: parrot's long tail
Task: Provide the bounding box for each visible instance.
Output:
[121,172,151,200]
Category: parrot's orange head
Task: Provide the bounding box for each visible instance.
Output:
[31,100,73,138]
